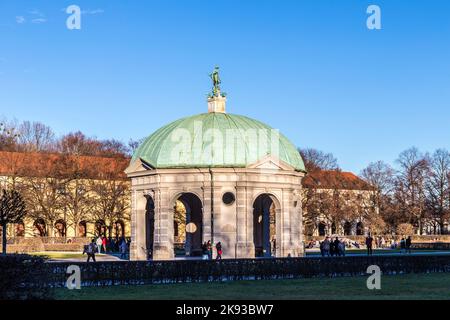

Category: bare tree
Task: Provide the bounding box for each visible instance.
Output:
[128,138,144,156]
[18,121,55,152]
[395,147,430,234]
[425,149,450,234]
[60,155,94,237]
[22,155,68,237]
[360,161,395,228]
[0,189,27,254]
[90,179,130,238]
[299,148,339,172]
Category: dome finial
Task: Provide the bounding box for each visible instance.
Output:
[207,67,227,113]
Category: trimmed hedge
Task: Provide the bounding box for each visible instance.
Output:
[45,254,450,287]
[0,254,53,300]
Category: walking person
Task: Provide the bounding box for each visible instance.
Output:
[366,234,374,256]
[96,236,103,254]
[86,239,97,263]
[216,242,223,260]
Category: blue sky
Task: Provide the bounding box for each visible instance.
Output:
[0,0,449,173]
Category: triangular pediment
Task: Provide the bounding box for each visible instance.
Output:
[247,155,295,171]
[124,158,154,175]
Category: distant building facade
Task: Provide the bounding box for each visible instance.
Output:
[302,170,375,237]
[0,151,131,241]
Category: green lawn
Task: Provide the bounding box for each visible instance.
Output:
[33,252,86,260]
[55,272,450,300]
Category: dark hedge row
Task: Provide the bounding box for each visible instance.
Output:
[0,255,53,299]
[46,254,450,287]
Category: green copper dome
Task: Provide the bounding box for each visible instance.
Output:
[132,112,306,172]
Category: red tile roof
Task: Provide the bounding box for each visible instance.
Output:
[0,151,129,180]
[302,170,373,191]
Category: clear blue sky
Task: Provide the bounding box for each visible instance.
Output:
[0,0,449,173]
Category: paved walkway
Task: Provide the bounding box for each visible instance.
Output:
[45,250,450,263]
[47,254,125,263]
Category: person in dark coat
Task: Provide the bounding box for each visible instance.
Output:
[406,236,412,254]
[330,240,335,257]
[366,235,374,256]
[334,238,341,257]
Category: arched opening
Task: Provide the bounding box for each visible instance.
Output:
[78,221,87,237]
[15,220,25,237]
[344,221,352,236]
[33,219,47,237]
[174,193,203,257]
[114,220,125,239]
[331,222,337,235]
[318,222,327,237]
[253,194,277,258]
[145,195,155,259]
[54,220,67,237]
[95,220,107,237]
[356,222,364,236]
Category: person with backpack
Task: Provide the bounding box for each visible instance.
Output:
[86,239,97,263]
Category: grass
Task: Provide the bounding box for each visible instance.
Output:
[55,272,450,300]
[32,252,86,260]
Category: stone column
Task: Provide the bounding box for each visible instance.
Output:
[280,190,295,257]
[202,184,212,245]
[290,188,304,257]
[130,190,148,261]
[235,186,254,258]
[153,188,175,260]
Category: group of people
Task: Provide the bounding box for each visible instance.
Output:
[84,236,129,262]
[400,237,413,254]
[201,240,223,260]
[319,234,414,257]
[319,237,346,257]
